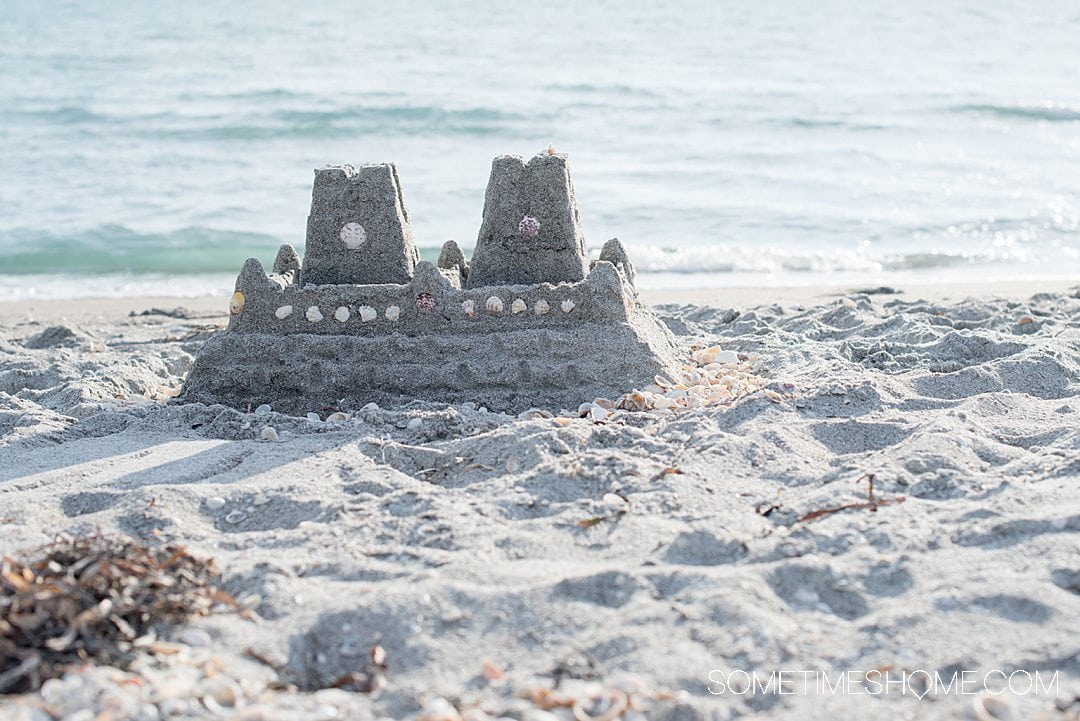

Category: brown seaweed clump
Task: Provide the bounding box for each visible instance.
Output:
[0,534,231,694]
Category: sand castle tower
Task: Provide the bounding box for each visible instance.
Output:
[299,163,419,286]
[466,153,589,288]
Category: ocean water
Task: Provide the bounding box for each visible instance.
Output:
[2,0,1078,299]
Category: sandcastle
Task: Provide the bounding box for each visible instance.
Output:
[181,152,681,414]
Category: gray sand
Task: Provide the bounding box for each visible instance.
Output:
[1,288,1078,720]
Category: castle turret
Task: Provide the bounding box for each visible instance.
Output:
[465,153,588,289]
[299,163,419,286]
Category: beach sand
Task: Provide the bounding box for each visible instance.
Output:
[1,281,1078,720]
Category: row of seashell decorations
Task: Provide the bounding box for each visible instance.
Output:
[269,296,578,323]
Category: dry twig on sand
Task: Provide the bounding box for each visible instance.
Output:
[796,473,906,524]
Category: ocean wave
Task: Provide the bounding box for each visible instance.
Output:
[953,103,1080,122]
[0,226,1063,280]
[0,225,282,275]
[620,244,1038,275]
[3,103,531,140]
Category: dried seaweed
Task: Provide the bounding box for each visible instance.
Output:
[1,534,233,694]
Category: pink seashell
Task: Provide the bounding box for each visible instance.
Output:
[415,293,436,312]
[517,215,540,238]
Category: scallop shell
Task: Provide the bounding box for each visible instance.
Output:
[517,215,541,238]
[357,305,377,322]
[229,291,245,315]
[339,222,367,249]
[486,296,503,314]
[385,305,400,321]
[510,298,527,314]
[274,305,293,319]
[306,306,323,323]
[534,299,550,315]
[462,299,476,317]
[560,299,576,313]
[334,306,350,322]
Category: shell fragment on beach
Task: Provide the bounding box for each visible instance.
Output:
[511,298,527,314]
[229,292,245,315]
[462,299,476,317]
[534,299,550,315]
[334,306,350,322]
[486,296,504,314]
[305,306,323,323]
[560,299,575,313]
[385,305,400,321]
[357,305,377,322]
[274,305,293,319]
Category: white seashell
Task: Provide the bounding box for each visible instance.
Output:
[339,221,367,249]
[177,628,212,647]
[229,291,245,315]
[275,305,293,319]
[254,403,272,415]
[534,299,550,315]
[225,509,247,524]
[588,405,609,422]
[205,497,225,511]
[462,299,476,317]
[486,296,503,314]
[306,412,321,422]
[385,305,401,321]
[578,402,594,416]
[260,426,278,442]
[406,417,423,431]
[202,675,241,708]
[306,306,323,323]
[326,412,349,422]
[334,306,350,322]
[357,305,377,322]
[716,350,739,364]
[510,298,527,314]
[560,299,576,313]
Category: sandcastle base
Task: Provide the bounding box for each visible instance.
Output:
[181,311,679,415]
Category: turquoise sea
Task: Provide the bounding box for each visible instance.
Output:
[1,0,1078,298]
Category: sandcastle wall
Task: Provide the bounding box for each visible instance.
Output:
[228,260,632,339]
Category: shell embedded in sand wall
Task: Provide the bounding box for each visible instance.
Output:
[416,293,436,312]
[486,296,503,314]
[385,305,401,321]
[229,292,245,315]
[511,298,527,314]
[462,299,476,317]
[357,305,377,322]
[274,305,293,319]
[518,215,541,237]
[306,306,323,323]
[561,299,576,313]
[534,299,550,315]
[334,306,350,322]
[339,222,367,249]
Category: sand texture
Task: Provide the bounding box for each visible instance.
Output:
[1,287,1079,720]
